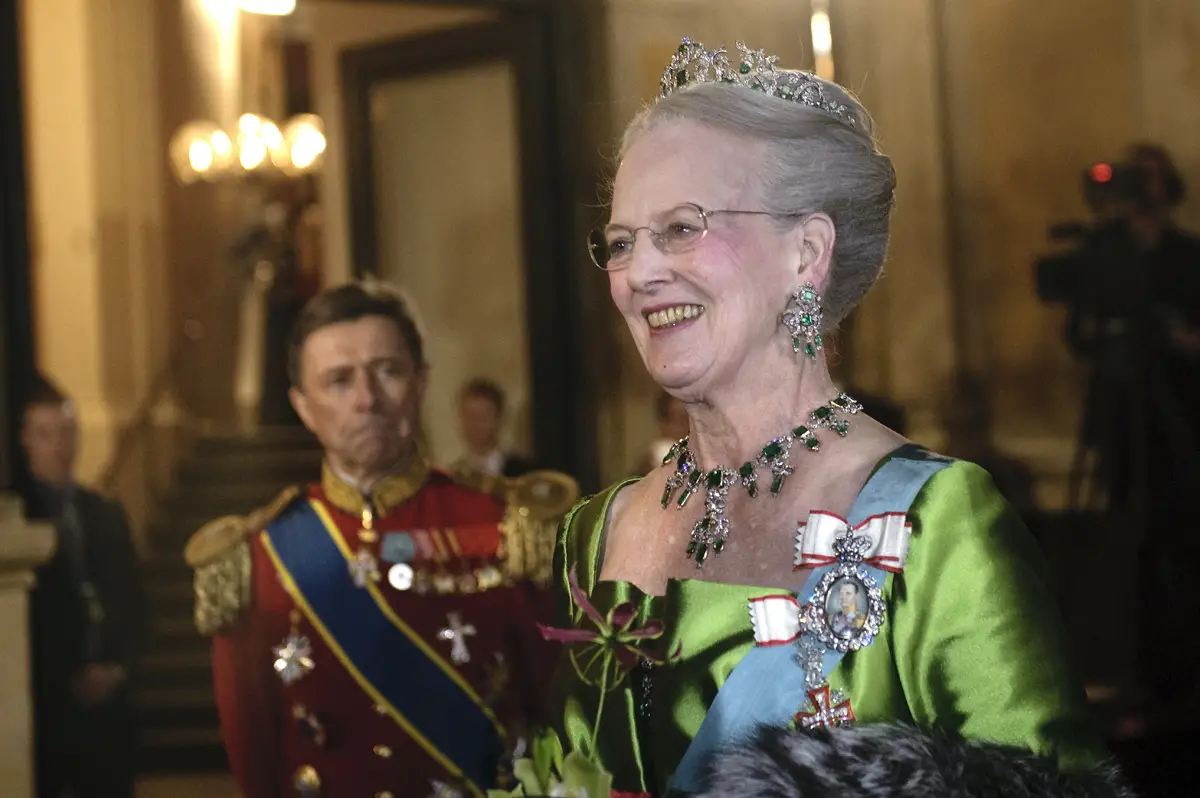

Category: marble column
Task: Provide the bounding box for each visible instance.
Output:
[0,495,56,798]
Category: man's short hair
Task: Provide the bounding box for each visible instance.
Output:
[459,378,505,415]
[287,282,426,388]
[24,373,68,411]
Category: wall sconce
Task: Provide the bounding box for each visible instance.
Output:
[169,120,235,184]
[168,113,325,184]
[234,113,285,172]
[280,113,326,176]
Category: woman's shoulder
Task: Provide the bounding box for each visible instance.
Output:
[892,451,1043,582]
[558,477,641,583]
[871,445,1006,507]
[863,446,1027,558]
[906,453,1017,524]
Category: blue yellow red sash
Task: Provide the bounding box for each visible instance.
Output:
[261,499,504,796]
[668,450,953,793]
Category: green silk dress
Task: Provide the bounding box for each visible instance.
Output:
[551,453,1107,795]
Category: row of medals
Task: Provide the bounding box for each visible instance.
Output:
[353,505,506,595]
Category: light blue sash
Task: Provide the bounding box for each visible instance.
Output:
[668,450,953,793]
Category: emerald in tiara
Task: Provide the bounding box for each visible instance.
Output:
[658,38,858,128]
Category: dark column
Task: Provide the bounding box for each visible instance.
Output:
[0,0,35,496]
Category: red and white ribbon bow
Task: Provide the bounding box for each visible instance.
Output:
[749,594,803,646]
[794,511,912,573]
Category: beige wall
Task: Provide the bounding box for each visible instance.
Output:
[22,0,171,486]
[307,0,494,285]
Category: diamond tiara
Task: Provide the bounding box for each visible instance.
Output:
[658,38,858,128]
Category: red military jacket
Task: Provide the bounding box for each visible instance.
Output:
[186,456,576,798]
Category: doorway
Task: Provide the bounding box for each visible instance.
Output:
[342,15,587,478]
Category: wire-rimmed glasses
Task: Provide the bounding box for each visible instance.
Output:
[587,203,795,271]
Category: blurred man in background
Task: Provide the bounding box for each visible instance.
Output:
[22,375,144,798]
[453,378,535,479]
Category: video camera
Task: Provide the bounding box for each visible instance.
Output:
[1034,161,1153,309]
[1082,161,1159,212]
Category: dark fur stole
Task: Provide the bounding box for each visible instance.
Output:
[693,723,1133,798]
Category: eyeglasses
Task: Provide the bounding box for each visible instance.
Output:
[587,203,799,271]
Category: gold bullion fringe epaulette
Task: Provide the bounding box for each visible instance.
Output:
[499,470,581,587]
[184,485,304,635]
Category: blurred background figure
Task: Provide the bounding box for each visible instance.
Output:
[1032,143,1200,748]
[1036,142,1200,521]
[21,375,145,798]
[452,377,535,478]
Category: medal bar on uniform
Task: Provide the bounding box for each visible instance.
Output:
[380,524,506,594]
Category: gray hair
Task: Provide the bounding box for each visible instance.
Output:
[620,78,896,329]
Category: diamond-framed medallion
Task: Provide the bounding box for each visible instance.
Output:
[801,563,885,654]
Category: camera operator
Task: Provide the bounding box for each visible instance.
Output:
[1102,145,1200,504]
[1123,144,1200,355]
[1122,144,1200,709]
[1040,143,1200,710]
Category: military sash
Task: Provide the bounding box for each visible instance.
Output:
[262,499,504,795]
[668,450,953,793]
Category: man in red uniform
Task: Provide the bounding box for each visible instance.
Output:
[185,283,577,798]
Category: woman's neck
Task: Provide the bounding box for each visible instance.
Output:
[683,355,841,468]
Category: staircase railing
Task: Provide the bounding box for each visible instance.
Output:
[97,264,255,555]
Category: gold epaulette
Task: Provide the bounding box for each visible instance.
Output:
[184,485,304,636]
[499,470,581,587]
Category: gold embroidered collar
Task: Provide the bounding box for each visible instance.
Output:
[321,454,431,517]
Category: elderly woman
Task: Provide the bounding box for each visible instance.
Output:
[544,39,1124,797]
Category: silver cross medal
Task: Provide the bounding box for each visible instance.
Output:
[437,612,476,665]
[273,633,315,685]
[349,548,381,588]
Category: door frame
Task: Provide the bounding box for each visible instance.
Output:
[0,0,35,493]
[340,12,596,483]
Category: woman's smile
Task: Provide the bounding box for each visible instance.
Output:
[644,303,706,333]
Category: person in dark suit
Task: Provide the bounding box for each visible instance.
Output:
[452,377,536,478]
[21,375,145,798]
